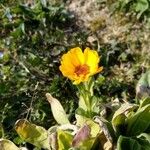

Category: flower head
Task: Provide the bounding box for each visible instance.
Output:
[59,47,103,84]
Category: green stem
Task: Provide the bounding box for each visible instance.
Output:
[77,78,95,118]
[83,79,94,118]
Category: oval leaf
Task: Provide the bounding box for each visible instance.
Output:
[112,103,138,131]
[0,139,19,150]
[117,136,141,150]
[127,104,150,136]
[46,93,70,125]
[15,119,50,150]
[57,129,73,150]
[72,124,91,147]
[136,70,150,99]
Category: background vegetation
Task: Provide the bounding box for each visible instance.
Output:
[0,0,150,148]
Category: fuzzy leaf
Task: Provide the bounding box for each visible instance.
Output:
[136,70,150,98]
[57,129,73,150]
[0,139,20,150]
[77,138,96,150]
[15,119,50,150]
[75,114,100,137]
[127,104,150,136]
[112,103,138,132]
[72,124,91,147]
[46,93,70,125]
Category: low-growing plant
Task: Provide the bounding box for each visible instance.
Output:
[0,0,88,139]
[109,0,150,21]
[0,47,150,150]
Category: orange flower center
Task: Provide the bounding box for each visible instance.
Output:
[75,64,89,76]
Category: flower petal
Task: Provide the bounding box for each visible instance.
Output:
[84,47,100,74]
[59,47,103,84]
[69,47,84,66]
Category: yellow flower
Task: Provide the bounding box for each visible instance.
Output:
[59,47,103,84]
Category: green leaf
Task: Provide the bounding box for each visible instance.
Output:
[57,129,73,150]
[127,104,150,136]
[77,138,96,150]
[96,75,105,85]
[136,70,150,99]
[2,52,10,62]
[76,114,89,126]
[40,0,47,7]
[135,0,149,19]
[76,108,88,118]
[137,70,150,86]
[76,107,96,119]
[15,119,51,150]
[139,97,150,108]
[11,23,25,38]
[117,135,150,150]
[75,114,100,138]
[138,133,150,143]
[137,134,150,150]
[0,139,19,150]
[120,0,132,9]
[138,133,150,150]
[91,135,103,150]
[117,136,141,150]
[112,103,138,132]
[85,120,100,138]
[0,124,4,138]
[78,95,87,111]
[46,93,70,125]
[137,138,150,150]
